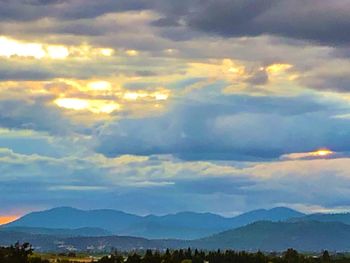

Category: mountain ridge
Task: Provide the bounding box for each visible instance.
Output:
[193,220,350,251]
[3,206,305,239]
[3,220,350,252]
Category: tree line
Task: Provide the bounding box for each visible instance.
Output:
[0,243,48,263]
[98,248,334,263]
[0,243,344,263]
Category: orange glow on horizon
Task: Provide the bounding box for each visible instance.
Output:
[0,216,19,225]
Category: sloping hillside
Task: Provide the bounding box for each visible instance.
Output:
[193,220,350,251]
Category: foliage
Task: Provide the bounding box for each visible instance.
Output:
[94,248,337,263]
[0,243,347,263]
[0,242,33,263]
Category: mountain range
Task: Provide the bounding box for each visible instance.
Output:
[2,206,304,239]
[3,207,350,252]
[3,221,350,252]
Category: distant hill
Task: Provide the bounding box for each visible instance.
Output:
[4,207,140,233]
[0,230,186,252]
[61,236,186,252]
[3,220,350,252]
[193,220,350,251]
[0,226,111,237]
[4,207,305,239]
[227,207,305,228]
[122,212,233,239]
[123,207,305,239]
[289,212,350,225]
[0,231,59,251]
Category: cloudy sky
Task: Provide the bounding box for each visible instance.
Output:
[1,0,350,223]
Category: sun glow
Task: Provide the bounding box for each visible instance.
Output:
[126,49,139,56]
[154,93,169,100]
[281,149,335,160]
[266,63,293,75]
[0,36,116,60]
[87,81,112,91]
[54,98,120,114]
[55,98,89,111]
[0,36,69,59]
[0,36,46,59]
[86,101,120,114]
[123,92,147,100]
[99,48,114,56]
[311,149,334,157]
[46,45,69,59]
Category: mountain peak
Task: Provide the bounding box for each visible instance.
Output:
[269,206,301,212]
[46,206,81,212]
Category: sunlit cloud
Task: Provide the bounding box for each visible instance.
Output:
[123,91,169,101]
[0,36,69,59]
[68,44,116,59]
[188,59,246,80]
[123,92,147,100]
[281,149,336,160]
[266,64,293,74]
[99,48,115,57]
[54,98,120,114]
[0,36,115,60]
[154,93,169,101]
[186,59,298,95]
[0,79,171,122]
[0,36,46,59]
[55,98,89,111]
[314,149,334,157]
[87,81,112,91]
[125,49,139,56]
[97,103,120,114]
[46,45,69,59]
[265,63,298,82]
[333,113,350,119]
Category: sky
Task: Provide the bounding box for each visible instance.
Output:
[1,0,350,221]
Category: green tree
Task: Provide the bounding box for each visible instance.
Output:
[322,250,331,263]
[126,253,141,263]
[283,249,299,263]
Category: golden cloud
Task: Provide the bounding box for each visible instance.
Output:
[280,149,335,160]
[0,36,115,60]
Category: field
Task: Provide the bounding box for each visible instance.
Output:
[32,253,103,262]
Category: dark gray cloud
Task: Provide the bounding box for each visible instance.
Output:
[246,68,269,85]
[96,94,350,161]
[24,0,68,5]
[151,17,181,27]
[302,74,350,93]
[58,0,151,20]
[155,0,350,46]
[0,68,56,81]
[0,58,129,80]
[2,0,350,46]
[0,98,74,135]
[0,0,152,21]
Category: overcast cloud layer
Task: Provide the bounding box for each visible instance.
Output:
[1,0,350,218]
